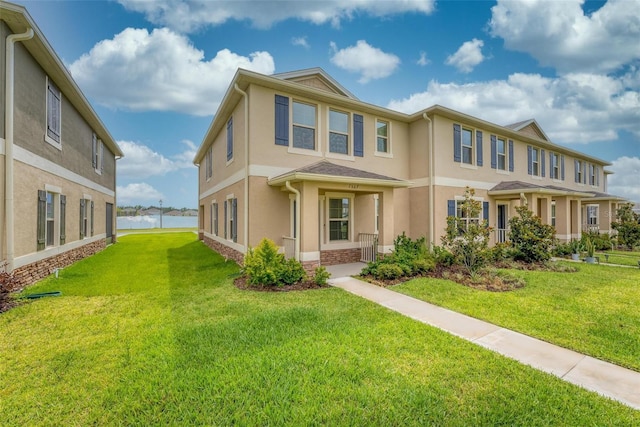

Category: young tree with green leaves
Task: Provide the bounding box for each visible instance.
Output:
[611,203,640,250]
[509,205,556,263]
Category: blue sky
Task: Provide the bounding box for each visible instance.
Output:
[17,0,640,208]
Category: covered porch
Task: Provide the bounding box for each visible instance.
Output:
[268,160,410,271]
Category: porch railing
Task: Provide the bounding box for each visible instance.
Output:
[359,233,378,263]
[582,224,600,233]
[282,236,296,259]
[497,228,509,243]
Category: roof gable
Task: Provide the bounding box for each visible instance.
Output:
[272,68,358,100]
[504,119,550,142]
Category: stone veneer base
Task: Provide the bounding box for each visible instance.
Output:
[202,235,244,265]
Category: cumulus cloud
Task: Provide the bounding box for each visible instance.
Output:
[118,140,196,179]
[69,27,274,115]
[445,39,485,73]
[489,0,640,74]
[608,156,640,203]
[387,72,640,144]
[117,183,164,204]
[330,40,400,83]
[118,0,436,32]
[292,36,310,49]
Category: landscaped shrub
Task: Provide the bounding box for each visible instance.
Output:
[361,233,434,280]
[243,238,306,286]
[375,264,404,280]
[612,203,640,250]
[433,245,455,267]
[508,205,556,263]
[313,266,331,286]
[441,188,491,273]
[488,242,517,263]
[582,231,614,251]
[551,241,573,257]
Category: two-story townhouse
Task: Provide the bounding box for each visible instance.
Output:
[1,2,123,288]
[194,68,624,270]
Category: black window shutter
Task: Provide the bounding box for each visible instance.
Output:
[80,199,85,239]
[353,114,364,157]
[541,149,546,177]
[508,140,514,172]
[227,117,233,161]
[561,155,565,180]
[490,135,497,169]
[100,142,104,173]
[453,124,461,163]
[447,200,455,217]
[37,190,46,251]
[60,195,66,245]
[224,201,228,239]
[483,201,489,225]
[91,201,94,236]
[527,146,532,175]
[476,130,483,166]
[92,133,97,168]
[275,95,289,146]
[232,198,238,242]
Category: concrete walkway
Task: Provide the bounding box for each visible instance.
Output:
[326,263,640,411]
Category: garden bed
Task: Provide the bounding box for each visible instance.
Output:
[233,275,328,292]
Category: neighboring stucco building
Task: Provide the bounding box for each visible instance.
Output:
[193,68,624,270]
[1,2,123,287]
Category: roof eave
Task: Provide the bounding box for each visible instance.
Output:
[267,172,411,188]
[488,188,594,198]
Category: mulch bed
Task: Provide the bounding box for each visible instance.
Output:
[234,275,328,292]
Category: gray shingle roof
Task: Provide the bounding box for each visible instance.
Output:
[290,160,401,181]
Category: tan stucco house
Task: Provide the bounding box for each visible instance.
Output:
[193,67,625,270]
[1,1,123,287]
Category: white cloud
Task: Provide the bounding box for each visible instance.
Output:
[387,72,640,144]
[69,27,274,115]
[489,0,640,74]
[292,36,310,49]
[330,40,400,83]
[608,156,640,203]
[118,140,196,179]
[445,39,485,73]
[118,0,436,32]
[117,183,164,204]
[417,51,430,66]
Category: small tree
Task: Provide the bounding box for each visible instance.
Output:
[509,205,556,263]
[441,188,491,274]
[611,203,640,250]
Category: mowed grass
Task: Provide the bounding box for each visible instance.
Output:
[595,250,640,267]
[1,233,638,425]
[395,263,640,371]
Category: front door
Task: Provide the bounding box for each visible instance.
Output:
[497,204,508,243]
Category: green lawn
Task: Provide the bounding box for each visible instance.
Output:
[395,263,640,372]
[1,233,638,425]
[595,250,640,267]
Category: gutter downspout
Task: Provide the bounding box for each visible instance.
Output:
[285,181,300,261]
[233,84,249,253]
[422,113,435,251]
[5,28,34,273]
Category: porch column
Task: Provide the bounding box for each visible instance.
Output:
[570,199,581,240]
[555,197,570,242]
[300,182,320,268]
[538,197,550,224]
[379,188,395,255]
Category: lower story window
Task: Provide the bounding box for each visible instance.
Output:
[587,205,598,225]
[551,201,556,227]
[456,200,480,233]
[46,192,55,246]
[329,198,350,241]
[226,198,237,242]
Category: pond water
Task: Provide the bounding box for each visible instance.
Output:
[117,214,198,230]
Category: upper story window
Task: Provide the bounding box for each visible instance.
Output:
[461,128,473,165]
[205,145,213,180]
[292,101,316,150]
[92,133,104,175]
[329,110,349,154]
[550,152,563,180]
[575,160,584,184]
[376,120,389,153]
[497,137,506,170]
[531,147,540,176]
[589,163,599,186]
[45,77,61,148]
[491,135,513,172]
[227,117,233,162]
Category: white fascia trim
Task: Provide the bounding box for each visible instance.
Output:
[300,251,320,262]
[14,145,115,197]
[199,169,245,200]
[0,137,5,155]
[14,234,106,269]
[433,176,495,190]
[409,177,430,188]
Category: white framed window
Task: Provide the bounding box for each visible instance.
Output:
[225,196,237,242]
[376,120,389,154]
[92,133,104,175]
[586,205,598,226]
[329,109,349,155]
[80,197,93,239]
[374,195,380,234]
[205,145,213,180]
[45,76,62,148]
[226,117,233,163]
[576,160,584,184]
[455,199,481,231]
[497,137,506,171]
[531,147,540,176]
[46,192,56,247]
[588,163,599,186]
[551,152,560,179]
[461,128,473,165]
[292,101,316,150]
[327,195,352,242]
[551,200,556,227]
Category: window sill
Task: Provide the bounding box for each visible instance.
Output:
[531,175,543,180]
[325,152,355,161]
[288,147,322,157]
[44,135,62,150]
[460,163,477,170]
[496,169,510,175]
[374,151,393,158]
[226,158,234,167]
